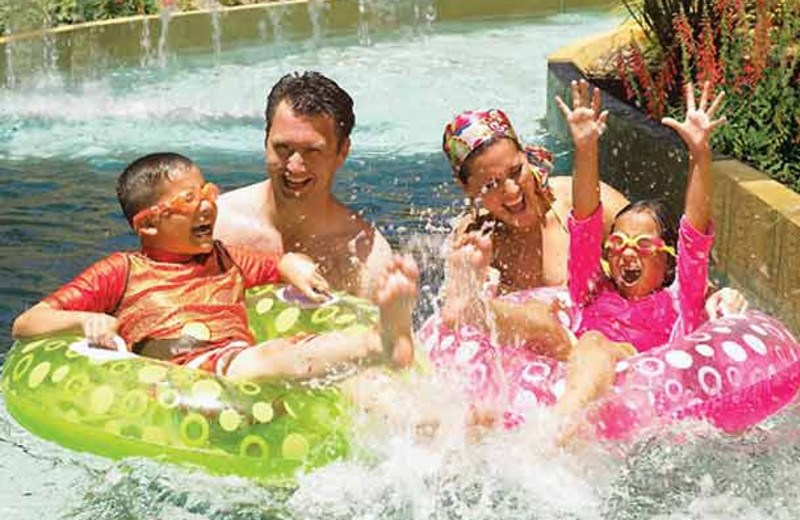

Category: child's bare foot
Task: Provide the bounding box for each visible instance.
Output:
[375,254,419,368]
[489,298,573,360]
[464,400,502,444]
[441,231,493,329]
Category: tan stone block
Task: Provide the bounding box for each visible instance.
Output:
[547,20,645,72]
[777,209,800,337]
[725,180,784,304]
[710,162,734,271]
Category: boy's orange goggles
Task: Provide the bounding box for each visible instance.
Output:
[132,183,219,230]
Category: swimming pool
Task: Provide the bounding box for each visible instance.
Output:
[2,2,800,519]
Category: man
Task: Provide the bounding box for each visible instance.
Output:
[215,71,392,300]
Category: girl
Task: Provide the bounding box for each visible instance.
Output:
[557,79,726,352]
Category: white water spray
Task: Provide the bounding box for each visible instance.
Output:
[4,27,16,89]
[308,0,327,48]
[209,0,222,61]
[139,16,152,68]
[157,3,175,68]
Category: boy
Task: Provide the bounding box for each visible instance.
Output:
[12,152,418,380]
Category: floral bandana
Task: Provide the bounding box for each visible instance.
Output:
[442,109,555,205]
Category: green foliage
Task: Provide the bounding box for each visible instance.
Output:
[0,1,268,35]
[712,68,800,193]
[619,0,800,193]
[1,1,160,34]
[623,0,714,57]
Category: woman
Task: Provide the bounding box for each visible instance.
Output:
[439,108,628,329]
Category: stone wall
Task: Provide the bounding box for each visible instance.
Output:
[0,0,618,85]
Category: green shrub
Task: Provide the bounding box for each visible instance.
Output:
[617,0,800,193]
[1,1,160,34]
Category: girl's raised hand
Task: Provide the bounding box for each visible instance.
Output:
[662,81,726,153]
[555,79,609,149]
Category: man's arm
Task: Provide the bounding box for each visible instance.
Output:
[360,228,394,301]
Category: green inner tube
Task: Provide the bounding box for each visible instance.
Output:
[1,284,379,485]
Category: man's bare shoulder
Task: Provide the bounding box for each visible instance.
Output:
[219,181,268,214]
[215,181,282,251]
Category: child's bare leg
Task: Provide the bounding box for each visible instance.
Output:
[225,331,381,381]
[339,368,442,440]
[553,331,635,446]
[441,232,493,330]
[489,297,574,360]
[553,331,634,417]
[226,254,419,381]
[374,254,419,368]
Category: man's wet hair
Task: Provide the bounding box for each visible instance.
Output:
[265,71,355,151]
[611,199,679,287]
[117,152,195,226]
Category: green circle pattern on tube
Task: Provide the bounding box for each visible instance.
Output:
[1,284,378,484]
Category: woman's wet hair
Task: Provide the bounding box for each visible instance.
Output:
[457,135,522,185]
[611,199,678,287]
[265,71,355,151]
[117,152,194,226]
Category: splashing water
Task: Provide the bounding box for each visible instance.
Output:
[267,2,288,45]
[140,16,152,68]
[413,0,437,38]
[3,5,800,520]
[358,0,373,47]
[308,0,327,48]
[40,11,58,82]
[4,27,16,89]
[209,0,223,61]
[157,4,175,68]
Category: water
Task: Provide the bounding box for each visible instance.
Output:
[0,10,594,347]
[3,6,800,520]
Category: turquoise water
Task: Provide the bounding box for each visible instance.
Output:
[0,10,590,350]
[3,7,800,520]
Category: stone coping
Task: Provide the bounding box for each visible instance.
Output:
[0,0,620,85]
[0,0,620,46]
[546,25,800,334]
[0,0,307,46]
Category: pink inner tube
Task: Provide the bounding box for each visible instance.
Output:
[421,289,800,440]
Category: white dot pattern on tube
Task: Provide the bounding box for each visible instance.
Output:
[665,379,683,401]
[742,334,767,355]
[722,341,747,363]
[698,366,722,396]
[552,379,566,399]
[636,358,665,377]
[727,366,741,386]
[750,324,768,336]
[687,332,712,342]
[521,362,551,383]
[665,350,693,369]
[695,344,714,357]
